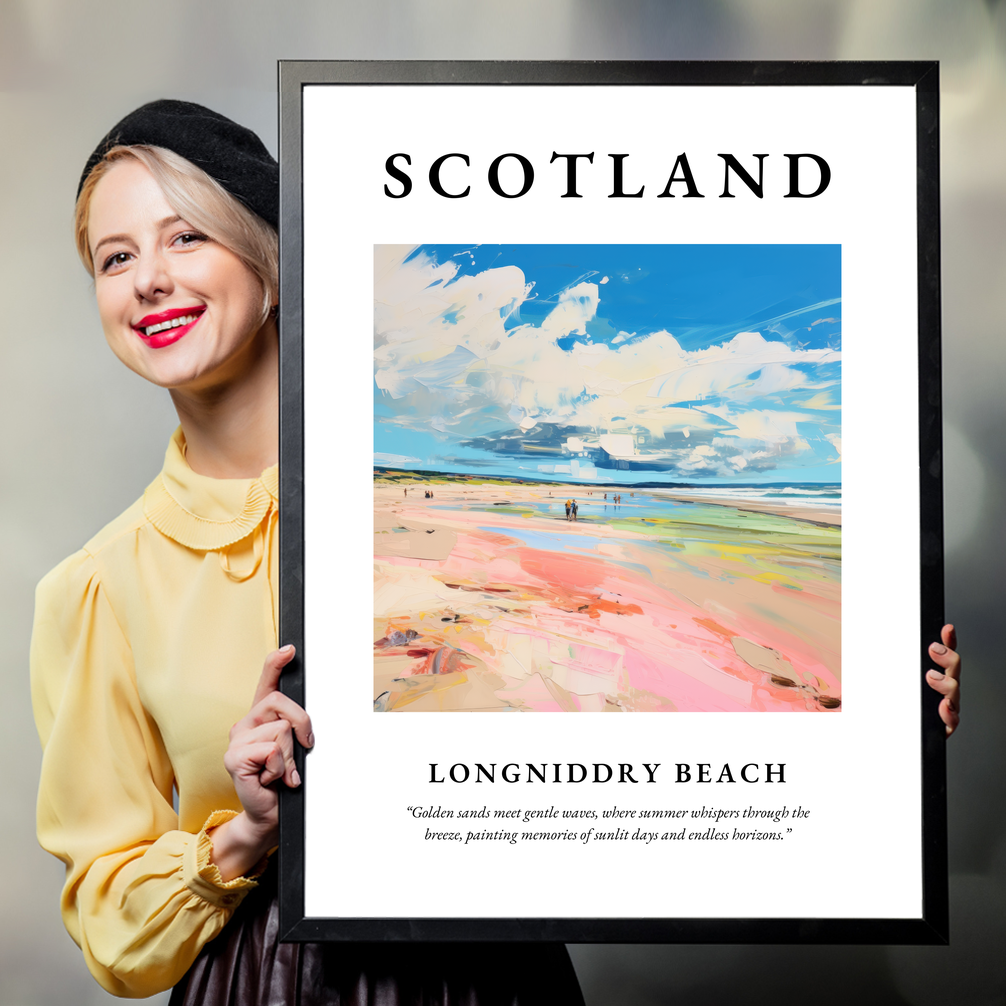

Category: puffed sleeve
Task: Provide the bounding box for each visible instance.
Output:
[31,549,262,998]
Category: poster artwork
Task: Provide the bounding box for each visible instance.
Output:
[373,243,841,714]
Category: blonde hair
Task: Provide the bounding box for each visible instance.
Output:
[75,145,278,323]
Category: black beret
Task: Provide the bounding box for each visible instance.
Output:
[78,99,278,228]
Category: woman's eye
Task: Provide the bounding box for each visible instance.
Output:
[173,231,208,248]
[101,251,132,273]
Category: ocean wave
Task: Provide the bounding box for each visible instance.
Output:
[649,485,841,508]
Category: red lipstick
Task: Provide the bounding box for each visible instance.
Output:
[132,306,206,349]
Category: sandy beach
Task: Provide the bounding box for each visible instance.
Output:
[374,478,841,713]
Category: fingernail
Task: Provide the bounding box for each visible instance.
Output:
[292,768,301,787]
[928,669,944,680]
[931,643,947,654]
[306,732,315,748]
[280,644,295,654]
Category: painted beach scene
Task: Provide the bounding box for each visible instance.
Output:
[374,244,841,713]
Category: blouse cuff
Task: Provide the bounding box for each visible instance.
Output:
[183,810,269,909]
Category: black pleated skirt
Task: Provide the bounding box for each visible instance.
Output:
[169,869,585,1006]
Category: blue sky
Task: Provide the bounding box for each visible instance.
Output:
[374,244,841,485]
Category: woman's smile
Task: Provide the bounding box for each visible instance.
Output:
[133,306,207,348]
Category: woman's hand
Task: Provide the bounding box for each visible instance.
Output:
[926,624,961,738]
[209,645,314,881]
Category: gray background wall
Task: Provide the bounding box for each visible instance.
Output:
[1,1,1003,1003]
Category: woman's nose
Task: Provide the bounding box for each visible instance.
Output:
[133,249,173,302]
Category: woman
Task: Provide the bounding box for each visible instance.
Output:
[31,100,586,1003]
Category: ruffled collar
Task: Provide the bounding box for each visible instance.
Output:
[143,428,278,551]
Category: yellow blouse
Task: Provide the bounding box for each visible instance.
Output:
[31,429,279,998]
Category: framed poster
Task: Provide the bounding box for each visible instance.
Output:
[277,61,946,943]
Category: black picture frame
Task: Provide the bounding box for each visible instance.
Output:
[277,60,945,944]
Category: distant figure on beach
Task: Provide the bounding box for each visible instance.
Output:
[571,499,578,521]
[565,499,572,520]
[604,493,607,500]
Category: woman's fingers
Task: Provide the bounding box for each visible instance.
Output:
[230,719,301,788]
[259,742,289,787]
[941,698,961,736]
[924,676,961,736]
[929,641,960,678]
[224,645,311,807]
[252,644,296,707]
[224,738,287,787]
[941,623,958,655]
[927,623,961,737]
[255,646,313,748]
[232,689,314,750]
[926,668,959,705]
[254,691,314,749]
[240,644,314,749]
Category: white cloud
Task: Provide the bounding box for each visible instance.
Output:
[599,433,635,456]
[696,404,812,443]
[645,331,837,404]
[374,249,841,463]
[540,282,597,338]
